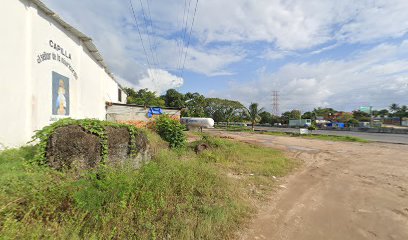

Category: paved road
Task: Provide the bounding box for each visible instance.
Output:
[254,126,408,144]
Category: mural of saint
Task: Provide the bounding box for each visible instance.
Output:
[52,72,70,116]
[56,79,66,115]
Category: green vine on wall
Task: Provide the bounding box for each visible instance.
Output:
[30,118,141,166]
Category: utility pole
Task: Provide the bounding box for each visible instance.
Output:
[272,91,280,116]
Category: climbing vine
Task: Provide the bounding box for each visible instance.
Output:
[31,118,141,166]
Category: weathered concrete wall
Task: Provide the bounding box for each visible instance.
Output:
[46,125,150,170]
[106,104,181,128]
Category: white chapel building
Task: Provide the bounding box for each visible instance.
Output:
[0,0,127,148]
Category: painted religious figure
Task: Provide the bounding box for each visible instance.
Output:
[56,79,66,115]
[52,72,70,115]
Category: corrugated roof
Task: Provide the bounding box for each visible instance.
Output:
[29,0,122,88]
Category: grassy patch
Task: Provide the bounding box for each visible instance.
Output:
[214,125,252,132]
[194,135,297,202]
[215,125,370,143]
[0,133,294,239]
[260,131,370,143]
[300,134,370,142]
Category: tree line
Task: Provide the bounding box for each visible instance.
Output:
[123,88,408,126]
[123,88,264,128]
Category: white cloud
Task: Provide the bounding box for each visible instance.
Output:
[183,46,245,76]
[309,43,340,55]
[211,41,408,112]
[192,0,408,50]
[41,0,244,87]
[40,0,408,105]
[262,49,294,60]
[42,0,408,80]
[336,0,408,44]
[134,69,183,95]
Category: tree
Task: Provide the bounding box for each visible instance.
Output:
[347,118,359,127]
[352,110,370,122]
[270,115,282,125]
[124,88,165,107]
[281,112,290,124]
[161,89,186,108]
[401,105,408,115]
[313,107,338,120]
[290,110,301,120]
[183,92,207,117]
[204,98,246,124]
[281,109,301,124]
[245,103,264,131]
[302,111,314,120]
[376,109,389,117]
[389,103,400,113]
[391,104,408,125]
[335,112,353,123]
[259,111,272,124]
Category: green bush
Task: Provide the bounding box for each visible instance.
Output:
[308,125,317,131]
[154,116,186,148]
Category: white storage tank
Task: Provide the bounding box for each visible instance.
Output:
[181,118,215,128]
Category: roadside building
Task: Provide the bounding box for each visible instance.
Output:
[289,119,312,128]
[402,118,408,127]
[383,117,401,126]
[0,0,126,148]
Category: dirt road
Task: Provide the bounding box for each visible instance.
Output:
[206,130,408,240]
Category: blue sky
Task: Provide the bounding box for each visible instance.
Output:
[42,0,408,113]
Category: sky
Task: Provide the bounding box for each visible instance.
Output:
[41,0,408,113]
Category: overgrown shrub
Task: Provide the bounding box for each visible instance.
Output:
[154,116,186,148]
[308,124,317,132]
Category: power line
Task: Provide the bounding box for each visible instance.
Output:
[128,0,155,81]
[175,0,187,70]
[139,0,159,68]
[138,0,159,82]
[178,0,192,71]
[145,0,161,68]
[180,0,199,79]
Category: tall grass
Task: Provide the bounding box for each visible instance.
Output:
[0,134,294,239]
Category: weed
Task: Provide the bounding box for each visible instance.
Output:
[0,134,294,239]
[154,116,186,148]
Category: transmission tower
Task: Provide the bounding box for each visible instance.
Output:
[272,91,280,116]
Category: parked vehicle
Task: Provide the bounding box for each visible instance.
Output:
[327,122,345,129]
[289,119,312,128]
[181,117,215,129]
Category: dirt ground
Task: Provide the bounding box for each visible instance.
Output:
[206,130,408,240]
